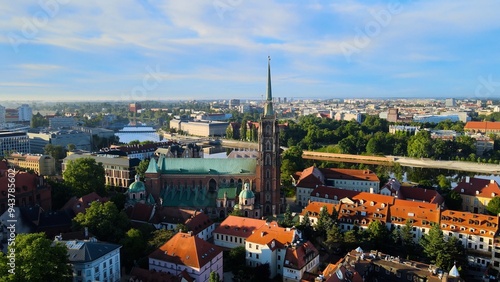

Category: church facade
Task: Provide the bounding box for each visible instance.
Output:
[143,58,283,218]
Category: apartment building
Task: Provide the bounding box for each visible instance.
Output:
[453,177,500,214]
[7,153,56,175]
[213,215,267,249]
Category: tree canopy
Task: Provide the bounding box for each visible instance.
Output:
[63,157,106,197]
[0,233,72,282]
[487,196,500,215]
[72,201,130,243]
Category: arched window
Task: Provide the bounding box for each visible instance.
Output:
[265,154,271,165]
[265,140,272,151]
[266,169,271,178]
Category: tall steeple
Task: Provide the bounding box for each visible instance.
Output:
[264,56,274,116]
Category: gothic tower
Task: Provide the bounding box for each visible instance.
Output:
[256,57,282,217]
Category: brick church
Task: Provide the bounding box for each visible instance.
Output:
[143,58,283,218]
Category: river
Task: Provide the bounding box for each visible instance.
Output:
[115,126,162,144]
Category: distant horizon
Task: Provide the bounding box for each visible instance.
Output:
[1,1,499,102]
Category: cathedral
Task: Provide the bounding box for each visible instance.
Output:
[142,58,283,218]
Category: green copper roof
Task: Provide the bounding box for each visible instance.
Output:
[129,180,146,193]
[239,188,255,199]
[145,157,158,174]
[161,188,216,207]
[156,157,256,175]
[217,187,241,199]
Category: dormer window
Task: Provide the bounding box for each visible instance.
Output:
[325,194,328,199]
[370,201,374,206]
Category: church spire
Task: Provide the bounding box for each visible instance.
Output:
[264,56,274,116]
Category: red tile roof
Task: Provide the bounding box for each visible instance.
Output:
[129,267,194,282]
[353,192,395,205]
[185,212,213,236]
[464,121,500,131]
[453,177,500,198]
[214,215,266,238]
[295,166,324,188]
[126,203,154,222]
[284,241,319,270]
[440,210,499,237]
[319,168,379,182]
[301,202,339,217]
[389,199,440,228]
[246,222,296,249]
[149,232,222,269]
[310,186,359,201]
[338,200,389,227]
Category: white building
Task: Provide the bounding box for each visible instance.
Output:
[56,237,122,282]
[245,222,319,280]
[213,215,267,249]
[18,104,32,122]
[149,232,223,282]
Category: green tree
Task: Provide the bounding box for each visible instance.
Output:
[240,120,247,141]
[343,230,358,249]
[49,179,73,210]
[280,146,304,187]
[148,229,175,250]
[419,224,444,264]
[72,201,130,243]
[67,143,76,151]
[437,174,451,191]
[63,157,105,197]
[315,206,333,236]
[44,144,67,160]
[226,246,246,272]
[366,220,389,248]
[209,271,220,282]
[0,233,72,282]
[445,190,463,211]
[407,131,433,158]
[280,205,294,228]
[175,223,188,233]
[325,224,343,250]
[435,236,465,271]
[120,228,147,268]
[226,125,234,139]
[487,196,500,215]
[136,159,150,179]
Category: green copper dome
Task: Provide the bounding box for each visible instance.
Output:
[239,188,254,199]
[129,175,146,193]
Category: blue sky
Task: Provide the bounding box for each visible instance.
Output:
[1,0,499,102]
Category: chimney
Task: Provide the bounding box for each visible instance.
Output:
[465,176,470,183]
[84,227,88,238]
[369,187,374,194]
[491,179,495,184]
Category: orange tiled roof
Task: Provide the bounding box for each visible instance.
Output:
[310,186,360,201]
[149,232,222,269]
[246,222,296,249]
[389,199,440,228]
[464,121,500,131]
[295,166,324,188]
[319,168,380,182]
[185,212,213,236]
[353,192,395,205]
[338,200,389,227]
[453,177,500,198]
[284,241,319,270]
[213,215,267,238]
[440,210,499,237]
[301,202,339,217]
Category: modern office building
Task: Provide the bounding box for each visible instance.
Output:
[0,131,30,155]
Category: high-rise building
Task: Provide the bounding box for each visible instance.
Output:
[0,105,5,125]
[445,98,456,107]
[229,99,240,108]
[18,104,32,122]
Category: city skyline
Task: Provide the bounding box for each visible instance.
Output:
[1,1,500,102]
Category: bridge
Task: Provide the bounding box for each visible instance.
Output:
[302,151,500,174]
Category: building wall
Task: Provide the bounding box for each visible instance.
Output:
[0,132,30,155]
[214,233,246,249]
[282,255,319,282]
[72,248,121,282]
[7,154,56,176]
[149,251,223,282]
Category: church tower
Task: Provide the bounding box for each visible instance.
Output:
[256,57,282,217]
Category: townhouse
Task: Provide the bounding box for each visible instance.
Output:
[389,199,440,241]
[453,177,500,214]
